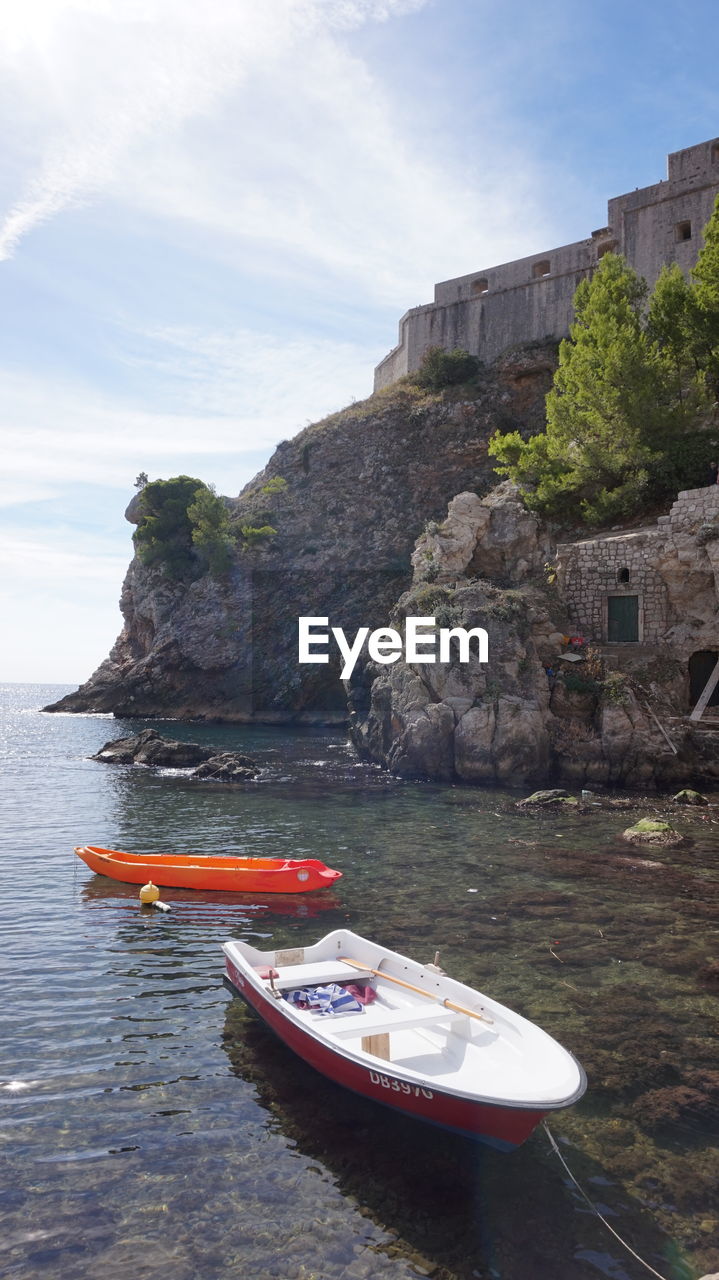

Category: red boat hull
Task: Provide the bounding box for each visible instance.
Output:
[75,846,342,894]
[224,955,546,1149]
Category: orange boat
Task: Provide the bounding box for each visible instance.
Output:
[74,845,342,894]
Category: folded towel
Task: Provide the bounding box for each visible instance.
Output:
[284,983,363,1016]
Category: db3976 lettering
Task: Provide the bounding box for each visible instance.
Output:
[369,1070,433,1099]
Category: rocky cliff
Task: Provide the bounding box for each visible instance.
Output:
[348,483,719,789]
[46,345,555,722]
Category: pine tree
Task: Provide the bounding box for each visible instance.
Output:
[690,193,719,399]
[491,254,661,522]
[491,250,714,525]
[187,484,235,577]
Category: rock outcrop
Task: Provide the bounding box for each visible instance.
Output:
[92,729,259,780]
[348,483,719,789]
[622,819,685,846]
[44,347,555,722]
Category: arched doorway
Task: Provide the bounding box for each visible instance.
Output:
[689,650,719,708]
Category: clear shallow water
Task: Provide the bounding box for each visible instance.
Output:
[1,683,717,1280]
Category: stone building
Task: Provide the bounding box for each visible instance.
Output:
[555,485,719,709]
[555,526,669,646]
[375,137,719,390]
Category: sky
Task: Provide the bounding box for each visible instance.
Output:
[1,0,718,682]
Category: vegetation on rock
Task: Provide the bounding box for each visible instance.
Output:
[623,818,685,846]
[133,475,206,579]
[187,484,235,575]
[411,345,481,390]
[134,475,235,579]
[238,523,277,549]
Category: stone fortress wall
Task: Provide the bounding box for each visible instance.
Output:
[375,138,719,390]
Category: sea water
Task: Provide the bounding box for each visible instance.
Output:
[1,683,717,1280]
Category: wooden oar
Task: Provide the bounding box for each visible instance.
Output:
[339,956,494,1025]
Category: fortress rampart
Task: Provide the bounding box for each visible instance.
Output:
[374,137,719,390]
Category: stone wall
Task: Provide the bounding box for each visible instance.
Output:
[657,484,719,533]
[375,137,719,390]
[555,527,667,643]
[555,486,719,646]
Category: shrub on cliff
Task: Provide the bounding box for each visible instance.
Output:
[134,476,204,579]
[412,345,481,390]
[238,523,277,549]
[134,476,236,579]
[187,484,234,576]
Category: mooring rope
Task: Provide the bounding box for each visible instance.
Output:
[543,1122,670,1280]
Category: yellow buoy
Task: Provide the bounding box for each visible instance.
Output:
[139,881,160,904]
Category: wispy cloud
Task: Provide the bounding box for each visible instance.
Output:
[0,532,127,583]
[0,323,377,500]
[0,528,128,682]
[0,0,550,301]
[0,2,427,260]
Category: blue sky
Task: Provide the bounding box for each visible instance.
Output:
[2,0,718,682]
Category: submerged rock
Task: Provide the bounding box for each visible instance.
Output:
[517,789,578,808]
[672,788,709,806]
[697,960,719,989]
[92,729,209,766]
[622,819,685,847]
[92,729,259,779]
[192,752,259,781]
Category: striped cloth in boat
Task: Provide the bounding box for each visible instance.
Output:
[284,983,363,1016]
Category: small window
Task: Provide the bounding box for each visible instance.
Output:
[617,567,630,584]
[532,260,551,279]
[472,278,489,296]
[675,220,692,242]
[711,143,719,164]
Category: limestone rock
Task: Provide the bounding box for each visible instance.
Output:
[192,753,259,781]
[92,729,259,778]
[622,819,685,847]
[92,729,209,766]
[350,482,719,789]
[517,789,577,808]
[549,679,597,722]
[411,481,550,586]
[44,347,555,723]
[672,788,709,805]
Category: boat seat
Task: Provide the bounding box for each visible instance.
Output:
[257,959,374,992]
[329,1002,459,1038]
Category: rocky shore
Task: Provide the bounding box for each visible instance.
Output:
[348,484,719,789]
[43,346,554,724]
[43,339,719,789]
[92,729,259,781]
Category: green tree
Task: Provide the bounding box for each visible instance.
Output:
[646,264,710,485]
[133,476,205,579]
[491,255,662,522]
[491,252,712,524]
[187,484,235,576]
[689,193,719,399]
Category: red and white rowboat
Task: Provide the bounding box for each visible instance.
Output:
[222,929,586,1149]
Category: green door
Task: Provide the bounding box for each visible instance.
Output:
[607,595,639,642]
